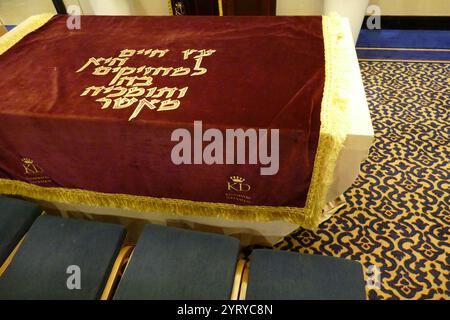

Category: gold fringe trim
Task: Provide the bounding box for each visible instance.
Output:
[0,13,55,56]
[301,14,352,228]
[0,178,309,224]
[168,0,174,16]
[0,14,351,230]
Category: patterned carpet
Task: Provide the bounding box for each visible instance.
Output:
[276,61,450,300]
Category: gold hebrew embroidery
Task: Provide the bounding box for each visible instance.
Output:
[77,48,215,120]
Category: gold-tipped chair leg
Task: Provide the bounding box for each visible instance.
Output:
[238,260,250,300]
[0,236,26,277]
[230,257,246,300]
[0,211,44,277]
[100,246,134,300]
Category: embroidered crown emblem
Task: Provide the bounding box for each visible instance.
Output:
[230,176,245,183]
[21,158,34,164]
[21,157,44,175]
[227,176,251,193]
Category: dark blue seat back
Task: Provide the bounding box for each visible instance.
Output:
[0,196,41,266]
[114,224,240,300]
[246,249,366,300]
[0,215,126,300]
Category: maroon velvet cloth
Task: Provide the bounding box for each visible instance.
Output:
[0,15,324,207]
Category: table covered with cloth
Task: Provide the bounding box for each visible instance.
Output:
[0,14,357,231]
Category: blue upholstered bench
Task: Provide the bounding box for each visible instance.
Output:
[0,215,126,299]
[114,224,241,300]
[0,196,41,267]
[244,249,366,300]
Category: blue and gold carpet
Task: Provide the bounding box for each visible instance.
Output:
[276,30,450,300]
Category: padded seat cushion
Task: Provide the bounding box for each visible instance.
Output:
[0,196,41,265]
[0,215,126,300]
[114,224,240,300]
[246,249,366,300]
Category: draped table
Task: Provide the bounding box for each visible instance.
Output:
[0,14,373,245]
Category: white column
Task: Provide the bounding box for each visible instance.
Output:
[323,0,370,44]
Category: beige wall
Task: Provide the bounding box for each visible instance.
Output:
[65,0,169,15]
[132,0,169,15]
[69,0,131,15]
[0,0,169,24]
[370,0,450,16]
[277,0,322,15]
[277,0,450,16]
